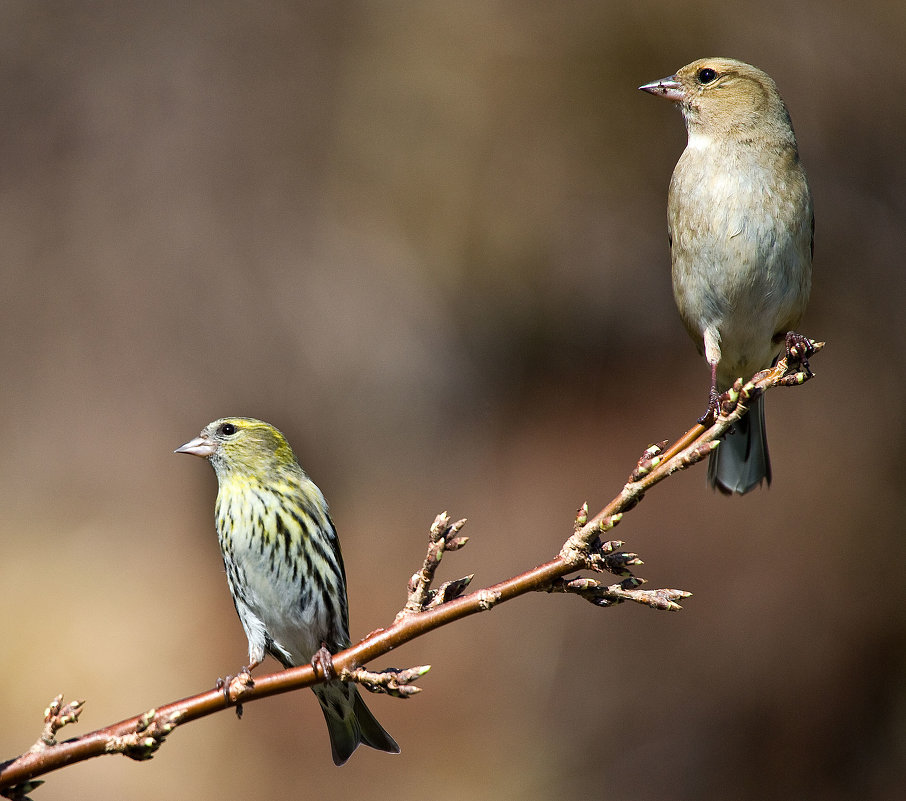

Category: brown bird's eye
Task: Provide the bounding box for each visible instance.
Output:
[698,67,717,84]
[219,423,237,436]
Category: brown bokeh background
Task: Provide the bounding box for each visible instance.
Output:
[1,3,903,800]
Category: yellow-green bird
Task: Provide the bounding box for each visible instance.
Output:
[176,417,399,765]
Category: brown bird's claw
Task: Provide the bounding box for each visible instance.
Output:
[311,645,337,681]
[785,331,816,376]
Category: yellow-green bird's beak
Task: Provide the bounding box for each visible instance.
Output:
[174,434,217,458]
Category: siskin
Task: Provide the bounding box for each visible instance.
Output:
[176,417,399,765]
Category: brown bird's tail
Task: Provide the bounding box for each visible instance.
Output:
[707,393,771,495]
[314,682,400,766]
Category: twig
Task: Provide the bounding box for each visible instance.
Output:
[0,337,822,795]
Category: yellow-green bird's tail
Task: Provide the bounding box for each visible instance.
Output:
[314,683,399,766]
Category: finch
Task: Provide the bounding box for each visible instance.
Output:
[640,57,813,494]
[176,417,399,764]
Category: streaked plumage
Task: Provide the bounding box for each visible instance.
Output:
[640,58,813,494]
[176,417,399,764]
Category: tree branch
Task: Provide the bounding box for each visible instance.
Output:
[0,337,823,797]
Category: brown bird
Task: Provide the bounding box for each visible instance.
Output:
[640,58,813,494]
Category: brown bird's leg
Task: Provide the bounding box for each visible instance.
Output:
[696,328,723,426]
[697,360,721,427]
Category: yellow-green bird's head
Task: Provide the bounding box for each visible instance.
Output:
[175,417,304,482]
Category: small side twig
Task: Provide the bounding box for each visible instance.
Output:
[339,666,431,698]
[546,577,691,611]
[1,696,86,801]
[29,696,84,753]
[104,709,184,761]
[398,512,470,619]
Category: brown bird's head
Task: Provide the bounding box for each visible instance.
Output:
[639,57,796,146]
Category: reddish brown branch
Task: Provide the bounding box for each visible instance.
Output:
[0,338,822,796]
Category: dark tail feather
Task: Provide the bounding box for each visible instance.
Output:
[315,683,399,766]
[351,685,400,755]
[707,393,771,495]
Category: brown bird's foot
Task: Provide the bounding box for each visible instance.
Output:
[785,331,816,376]
[697,387,721,427]
[311,645,337,681]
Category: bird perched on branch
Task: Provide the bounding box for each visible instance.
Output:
[176,417,399,764]
[640,57,813,494]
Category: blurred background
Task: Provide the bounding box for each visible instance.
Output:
[1,2,903,799]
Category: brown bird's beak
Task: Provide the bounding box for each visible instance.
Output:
[639,74,684,102]
[175,434,217,458]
